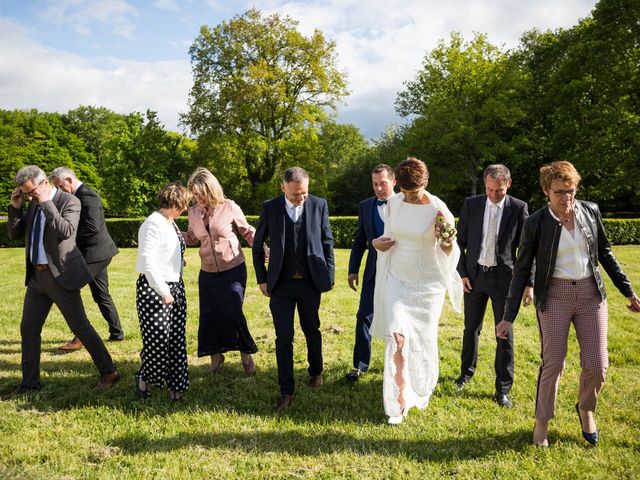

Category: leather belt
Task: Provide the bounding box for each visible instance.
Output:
[34,264,50,271]
[479,264,497,272]
[291,272,304,279]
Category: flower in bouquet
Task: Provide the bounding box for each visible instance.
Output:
[435,210,457,247]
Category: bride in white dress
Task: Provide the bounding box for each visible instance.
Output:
[371,158,462,424]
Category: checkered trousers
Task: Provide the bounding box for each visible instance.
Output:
[535,276,608,422]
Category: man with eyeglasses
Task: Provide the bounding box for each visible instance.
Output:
[8,165,119,394]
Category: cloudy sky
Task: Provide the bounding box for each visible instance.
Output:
[0,0,598,140]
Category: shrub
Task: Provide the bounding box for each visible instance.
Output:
[2,217,639,248]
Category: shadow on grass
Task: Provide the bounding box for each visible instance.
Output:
[109,428,535,462]
[0,358,389,424]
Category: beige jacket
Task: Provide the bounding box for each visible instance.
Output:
[184,199,255,273]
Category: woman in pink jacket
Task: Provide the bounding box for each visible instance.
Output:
[184,167,258,375]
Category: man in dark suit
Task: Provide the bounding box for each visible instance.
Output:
[252,166,334,412]
[8,165,119,393]
[49,168,124,350]
[455,164,528,408]
[345,164,396,383]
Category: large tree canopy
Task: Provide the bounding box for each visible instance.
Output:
[394,32,528,206]
[182,8,348,198]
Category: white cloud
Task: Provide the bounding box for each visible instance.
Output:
[258,0,598,138]
[1,0,599,140]
[0,18,191,131]
[39,0,139,38]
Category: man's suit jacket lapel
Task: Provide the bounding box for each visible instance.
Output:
[472,196,487,248]
[362,197,375,241]
[498,195,513,242]
[304,196,315,252]
[275,195,286,251]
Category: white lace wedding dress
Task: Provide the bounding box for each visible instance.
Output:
[371,192,462,422]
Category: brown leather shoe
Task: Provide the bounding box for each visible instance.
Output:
[309,374,324,388]
[96,371,120,389]
[276,394,293,412]
[59,337,83,351]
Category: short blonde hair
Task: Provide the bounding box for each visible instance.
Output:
[157,182,190,211]
[539,161,581,192]
[187,167,225,206]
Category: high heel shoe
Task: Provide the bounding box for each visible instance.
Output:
[241,353,256,376]
[576,403,599,446]
[210,353,225,374]
[135,375,151,399]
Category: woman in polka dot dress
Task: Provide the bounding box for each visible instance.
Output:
[135,182,191,400]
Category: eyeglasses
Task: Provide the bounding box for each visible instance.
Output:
[21,180,44,199]
[551,188,578,196]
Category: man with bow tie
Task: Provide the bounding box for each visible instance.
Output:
[8,165,119,393]
[345,164,396,383]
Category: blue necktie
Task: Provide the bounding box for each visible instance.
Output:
[376,199,387,206]
[31,205,43,265]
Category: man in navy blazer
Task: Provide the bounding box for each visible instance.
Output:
[345,164,396,382]
[455,164,528,408]
[253,166,334,412]
[49,167,124,350]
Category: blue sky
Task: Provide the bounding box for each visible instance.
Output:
[0,0,598,140]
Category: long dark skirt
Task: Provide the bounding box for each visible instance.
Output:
[197,262,258,357]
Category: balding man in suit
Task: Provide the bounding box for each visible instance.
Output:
[49,167,124,350]
[253,166,334,412]
[8,165,119,393]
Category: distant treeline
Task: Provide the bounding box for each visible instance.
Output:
[1,0,638,216]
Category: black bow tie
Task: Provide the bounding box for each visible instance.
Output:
[376,199,387,206]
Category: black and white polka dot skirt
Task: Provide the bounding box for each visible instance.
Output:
[135,274,189,392]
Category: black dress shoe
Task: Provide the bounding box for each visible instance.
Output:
[576,403,599,445]
[276,394,294,412]
[454,375,471,390]
[345,368,365,383]
[11,385,41,396]
[108,335,125,342]
[494,393,513,408]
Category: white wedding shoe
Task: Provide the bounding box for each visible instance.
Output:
[388,415,404,425]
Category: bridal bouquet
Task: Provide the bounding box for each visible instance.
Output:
[435,210,457,247]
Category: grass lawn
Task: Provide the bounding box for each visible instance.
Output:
[1,246,639,479]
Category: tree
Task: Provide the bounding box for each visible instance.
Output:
[182,8,348,203]
[515,0,640,213]
[395,33,529,203]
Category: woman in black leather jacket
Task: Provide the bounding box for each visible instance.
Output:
[496,161,640,447]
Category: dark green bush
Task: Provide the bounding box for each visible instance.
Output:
[2,217,639,248]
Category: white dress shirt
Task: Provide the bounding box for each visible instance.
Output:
[548,209,593,280]
[284,197,304,222]
[478,196,506,267]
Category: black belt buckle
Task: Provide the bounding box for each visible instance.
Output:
[291,272,304,280]
[480,265,496,272]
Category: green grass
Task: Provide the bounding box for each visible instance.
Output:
[1,247,639,479]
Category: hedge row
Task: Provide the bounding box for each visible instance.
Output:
[2,217,640,248]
